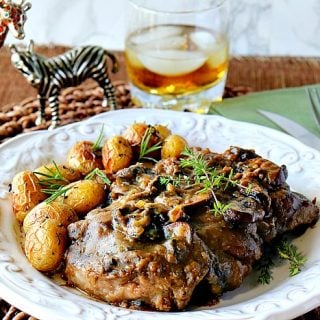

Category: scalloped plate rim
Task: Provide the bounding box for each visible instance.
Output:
[0,108,320,320]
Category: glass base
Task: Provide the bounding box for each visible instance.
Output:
[129,74,227,114]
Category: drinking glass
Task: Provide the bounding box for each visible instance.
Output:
[125,0,229,113]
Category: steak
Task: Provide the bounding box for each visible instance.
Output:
[65,147,319,311]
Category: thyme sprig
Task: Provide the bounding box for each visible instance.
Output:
[180,147,243,216]
[92,125,105,152]
[159,174,194,189]
[277,240,307,276]
[85,168,111,185]
[256,239,307,285]
[139,126,162,162]
[256,245,275,285]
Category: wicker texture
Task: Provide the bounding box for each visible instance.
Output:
[0,80,134,143]
[0,46,320,320]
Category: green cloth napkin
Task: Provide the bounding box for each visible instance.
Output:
[209,84,320,138]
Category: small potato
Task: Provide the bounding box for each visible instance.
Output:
[161,134,188,159]
[102,136,133,174]
[66,141,103,175]
[123,123,163,160]
[35,163,81,184]
[25,219,67,272]
[61,180,106,216]
[23,201,78,233]
[11,170,46,223]
[154,124,171,141]
[123,122,148,146]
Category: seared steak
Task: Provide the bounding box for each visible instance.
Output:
[66,214,211,310]
[65,147,319,310]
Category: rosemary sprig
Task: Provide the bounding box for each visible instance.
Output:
[85,168,111,185]
[34,161,70,198]
[139,126,162,162]
[277,240,307,276]
[92,125,105,152]
[34,161,68,187]
[43,185,71,204]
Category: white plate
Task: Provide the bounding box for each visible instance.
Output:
[1,109,320,320]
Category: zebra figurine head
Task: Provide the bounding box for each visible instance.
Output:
[10,40,119,129]
[10,40,42,86]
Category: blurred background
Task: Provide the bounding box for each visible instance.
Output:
[5,0,320,57]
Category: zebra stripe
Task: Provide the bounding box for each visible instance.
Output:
[10,44,118,129]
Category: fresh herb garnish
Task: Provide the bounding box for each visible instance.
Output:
[159,175,182,188]
[180,147,245,216]
[211,201,232,217]
[277,240,307,276]
[92,125,105,152]
[85,168,111,185]
[34,161,68,189]
[139,126,162,162]
[256,239,307,284]
[256,245,275,285]
[43,185,71,204]
[34,161,70,202]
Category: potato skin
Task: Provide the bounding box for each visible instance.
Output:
[66,141,103,175]
[123,123,148,147]
[102,136,133,174]
[161,134,188,159]
[11,170,46,223]
[61,180,106,216]
[123,123,165,160]
[23,201,78,233]
[154,124,171,141]
[25,219,67,272]
[35,163,81,183]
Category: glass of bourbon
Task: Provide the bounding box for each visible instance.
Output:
[125,0,229,113]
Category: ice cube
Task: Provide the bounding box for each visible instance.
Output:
[126,48,144,68]
[137,50,207,76]
[190,31,217,52]
[207,45,228,68]
[190,31,228,68]
[140,35,188,51]
[131,26,184,46]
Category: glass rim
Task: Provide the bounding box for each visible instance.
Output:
[128,0,227,15]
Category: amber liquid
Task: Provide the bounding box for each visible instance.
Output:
[125,25,229,97]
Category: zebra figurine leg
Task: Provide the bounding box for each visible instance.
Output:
[95,75,117,110]
[35,94,47,125]
[47,87,61,130]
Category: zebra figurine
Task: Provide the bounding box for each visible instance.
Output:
[10,40,119,129]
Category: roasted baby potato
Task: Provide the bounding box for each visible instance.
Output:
[154,124,171,140]
[66,141,104,175]
[102,136,133,174]
[25,219,67,272]
[34,163,81,184]
[161,134,188,159]
[11,170,46,223]
[123,123,164,160]
[123,122,149,147]
[60,180,106,216]
[23,201,78,233]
